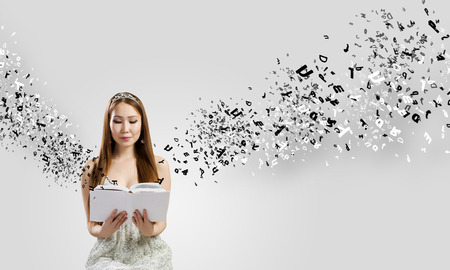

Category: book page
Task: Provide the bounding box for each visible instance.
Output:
[124,192,133,225]
[89,190,129,222]
[131,191,170,222]
[129,182,161,190]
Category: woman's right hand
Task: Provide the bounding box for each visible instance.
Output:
[98,209,127,238]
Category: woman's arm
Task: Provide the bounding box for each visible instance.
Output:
[151,156,172,236]
[81,159,103,237]
[81,159,127,238]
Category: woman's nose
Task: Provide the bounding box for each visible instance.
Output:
[121,121,130,131]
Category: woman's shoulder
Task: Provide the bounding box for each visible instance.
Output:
[153,154,171,190]
[154,154,168,165]
[80,157,100,189]
[83,157,99,170]
[81,157,102,182]
[153,154,170,173]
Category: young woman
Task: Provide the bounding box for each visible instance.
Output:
[81,92,172,269]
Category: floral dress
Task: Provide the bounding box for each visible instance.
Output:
[85,176,172,269]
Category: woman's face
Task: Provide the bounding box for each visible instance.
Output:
[109,102,142,146]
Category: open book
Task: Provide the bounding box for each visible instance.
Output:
[90,183,170,224]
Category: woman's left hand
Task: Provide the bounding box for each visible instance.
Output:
[132,209,154,237]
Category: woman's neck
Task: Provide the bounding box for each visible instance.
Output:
[111,144,136,161]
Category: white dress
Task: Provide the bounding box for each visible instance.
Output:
[85,176,172,270]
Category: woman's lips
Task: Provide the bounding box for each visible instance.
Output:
[120,137,131,141]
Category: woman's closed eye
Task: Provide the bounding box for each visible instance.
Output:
[114,120,138,124]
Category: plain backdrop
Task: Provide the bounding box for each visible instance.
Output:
[0,0,449,269]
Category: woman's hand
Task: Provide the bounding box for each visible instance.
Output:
[132,209,154,237]
[99,209,127,238]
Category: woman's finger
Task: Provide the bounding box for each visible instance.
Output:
[107,209,118,223]
[120,214,127,227]
[143,209,149,223]
[133,211,139,226]
[113,211,126,226]
[135,210,142,226]
[104,209,117,224]
[114,212,126,229]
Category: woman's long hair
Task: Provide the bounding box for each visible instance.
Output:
[91,92,159,187]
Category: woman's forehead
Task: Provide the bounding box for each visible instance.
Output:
[111,102,140,117]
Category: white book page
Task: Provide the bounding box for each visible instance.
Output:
[131,191,170,222]
[124,192,133,225]
[89,190,129,222]
[129,182,161,190]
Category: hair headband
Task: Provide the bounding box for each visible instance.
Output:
[111,93,139,105]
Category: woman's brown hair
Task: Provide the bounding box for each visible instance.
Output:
[90,91,159,187]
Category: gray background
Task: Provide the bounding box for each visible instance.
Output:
[0,0,449,269]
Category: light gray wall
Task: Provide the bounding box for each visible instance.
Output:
[0,0,449,269]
